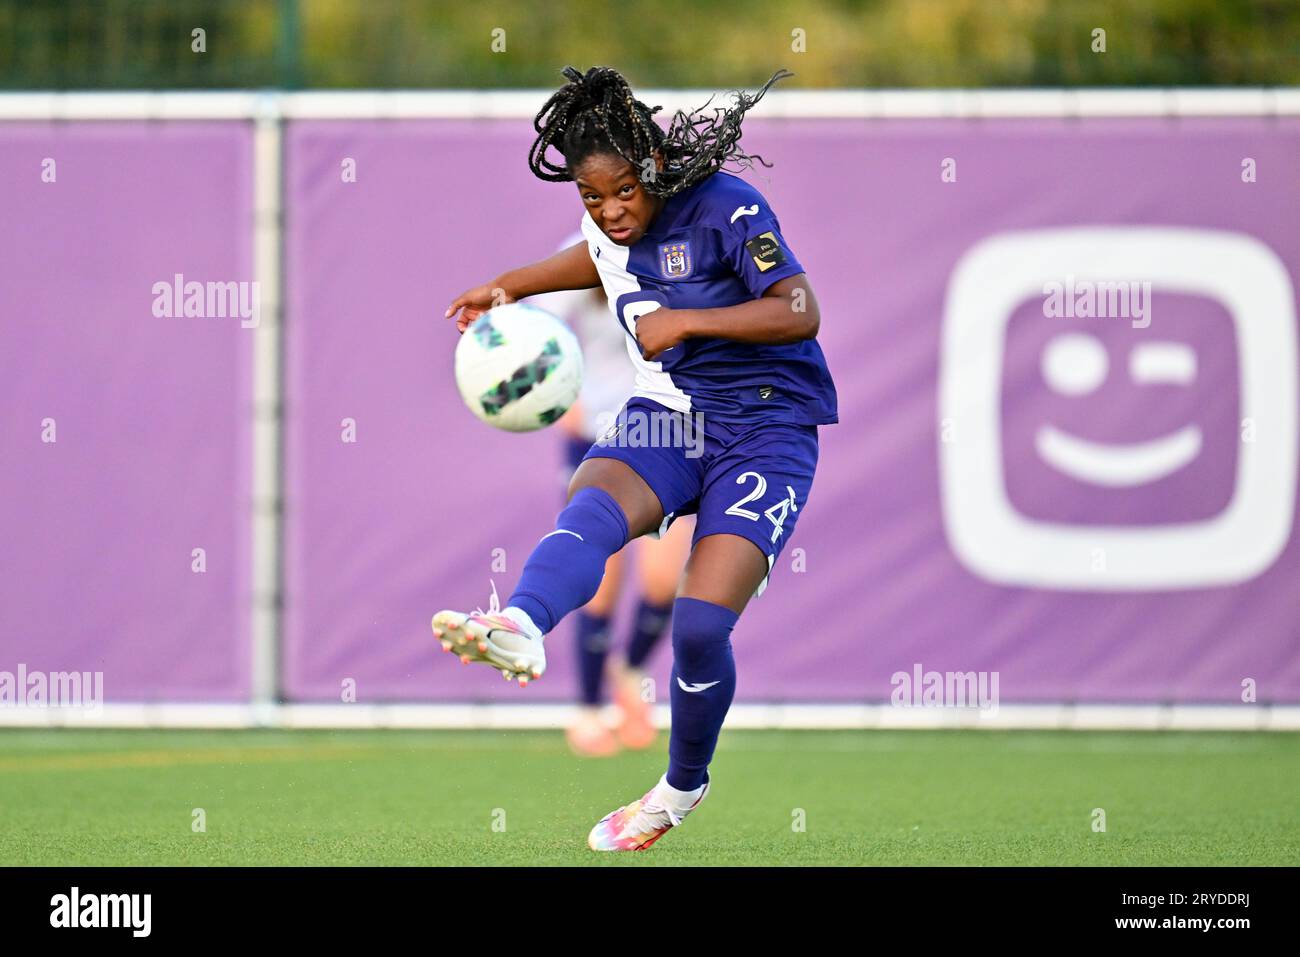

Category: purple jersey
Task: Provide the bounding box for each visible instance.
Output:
[580,171,838,427]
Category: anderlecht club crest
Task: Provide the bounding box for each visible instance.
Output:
[659,241,692,279]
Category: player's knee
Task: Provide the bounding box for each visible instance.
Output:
[671,596,739,667]
[555,486,629,553]
[566,456,618,503]
[564,468,585,504]
[567,458,663,538]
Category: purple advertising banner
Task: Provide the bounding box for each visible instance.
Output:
[0,122,253,701]
[280,117,1300,703]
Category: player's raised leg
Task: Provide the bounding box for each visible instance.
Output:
[432,457,663,685]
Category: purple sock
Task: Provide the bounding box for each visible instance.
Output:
[666,597,738,792]
[575,610,612,706]
[508,486,629,635]
[626,597,674,669]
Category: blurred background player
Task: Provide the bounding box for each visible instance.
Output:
[533,246,694,758]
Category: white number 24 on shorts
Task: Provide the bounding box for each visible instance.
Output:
[725,471,799,544]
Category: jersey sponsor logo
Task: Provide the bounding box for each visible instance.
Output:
[745,231,787,273]
[730,203,760,223]
[758,384,774,400]
[658,241,693,279]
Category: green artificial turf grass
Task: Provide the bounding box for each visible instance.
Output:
[0,729,1295,866]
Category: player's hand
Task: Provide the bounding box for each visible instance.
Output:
[635,307,688,361]
[445,284,513,334]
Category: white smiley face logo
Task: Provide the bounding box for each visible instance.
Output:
[1036,331,1202,488]
[939,226,1297,590]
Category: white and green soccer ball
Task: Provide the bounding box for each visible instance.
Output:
[453,301,584,432]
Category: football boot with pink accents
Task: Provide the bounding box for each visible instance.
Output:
[432,580,546,687]
[587,775,710,851]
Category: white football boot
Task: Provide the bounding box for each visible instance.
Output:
[432,580,547,687]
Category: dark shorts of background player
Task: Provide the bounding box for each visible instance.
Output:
[580,396,819,599]
[561,433,592,491]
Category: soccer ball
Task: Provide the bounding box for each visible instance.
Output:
[453,301,584,432]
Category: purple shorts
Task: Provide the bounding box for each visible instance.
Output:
[580,397,820,597]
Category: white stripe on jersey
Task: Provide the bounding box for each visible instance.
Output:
[580,215,692,415]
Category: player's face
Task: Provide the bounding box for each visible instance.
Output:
[573,151,665,246]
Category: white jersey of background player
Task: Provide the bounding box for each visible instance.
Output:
[531,232,637,443]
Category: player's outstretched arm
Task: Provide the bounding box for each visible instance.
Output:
[633,274,820,359]
[444,240,599,332]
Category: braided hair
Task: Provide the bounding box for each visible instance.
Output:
[528,66,793,199]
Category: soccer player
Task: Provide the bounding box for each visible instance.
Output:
[437,65,838,851]
[536,270,695,758]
